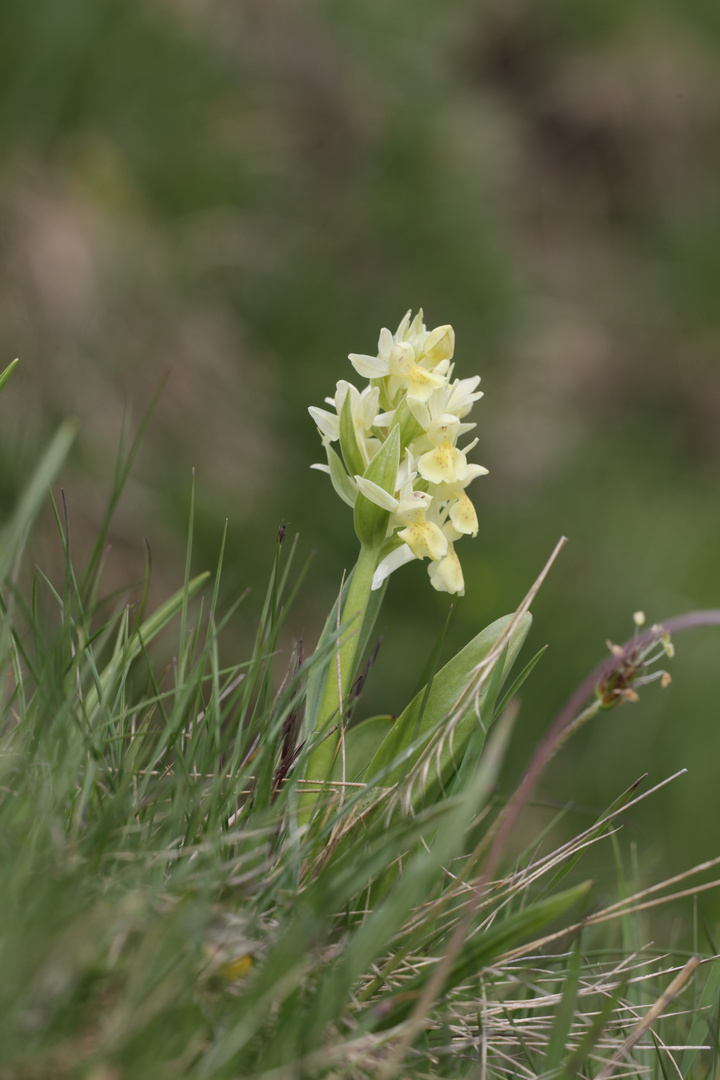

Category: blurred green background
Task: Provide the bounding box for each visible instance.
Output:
[1,0,718,893]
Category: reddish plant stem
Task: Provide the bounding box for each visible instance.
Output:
[479,609,720,888]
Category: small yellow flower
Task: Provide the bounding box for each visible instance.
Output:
[311,310,485,597]
[416,417,468,484]
[420,324,455,366]
[428,553,464,596]
[448,492,478,536]
[219,953,254,981]
[397,516,448,561]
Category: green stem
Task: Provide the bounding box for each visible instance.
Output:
[304,543,379,789]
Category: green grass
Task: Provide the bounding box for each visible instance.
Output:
[0,363,719,1078]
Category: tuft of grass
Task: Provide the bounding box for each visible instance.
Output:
[1,399,720,1078]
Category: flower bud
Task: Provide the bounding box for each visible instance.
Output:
[422,325,455,366]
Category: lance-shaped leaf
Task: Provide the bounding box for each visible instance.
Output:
[0,419,77,590]
[393,396,422,453]
[308,719,514,1045]
[354,425,400,547]
[330,715,396,783]
[338,392,365,478]
[0,357,19,395]
[545,940,583,1074]
[364,611,531,802]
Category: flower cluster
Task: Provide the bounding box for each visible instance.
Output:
[309,310,486,596]
[596,611,674,708]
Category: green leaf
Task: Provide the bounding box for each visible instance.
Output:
[562,977,629,1080]
[0,420,77,590]
[680,957,720,1077]
[330,715,396,782]
[365,611,532,800]
[354,425,399,547]
[339,392,365,478]
[310,741,509,1046]
[364,704,517,908]
[493,644,548,722]
[393,396,422,452]
[322,440,357,508]
[0,357,19,395]
[444,643,508,799]
[545,940,582,1073]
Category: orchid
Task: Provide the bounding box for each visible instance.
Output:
[304,310,487,789]
[309,309,486,598]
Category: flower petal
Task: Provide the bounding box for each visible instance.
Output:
[448,493,478,536]
[397,520,448,561]
[403,365,446,402]
[354,475,399,512]
[395,489,433,520]
[308,406,339,441]
[464,463,489,483]
[394,309,412,340]
[421,324,455,366]
[348,352,388,379]
[417,444,468,484]
[378,327,395,358]
[406,398,431,430]
[371,544,417,590]
[428,549,465,595]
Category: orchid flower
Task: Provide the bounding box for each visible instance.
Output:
[309,310,486,600]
